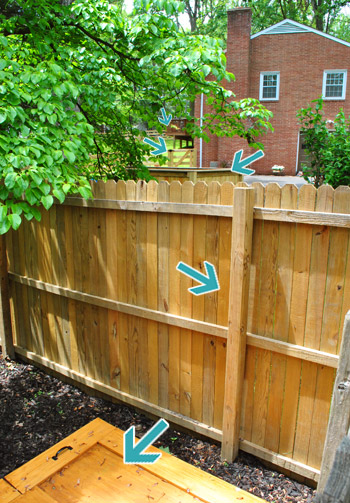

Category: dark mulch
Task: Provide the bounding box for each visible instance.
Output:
[0,352,316,502]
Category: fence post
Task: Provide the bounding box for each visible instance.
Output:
[221,187,255,461]
[317,311,350,494]
[0,234,14,358]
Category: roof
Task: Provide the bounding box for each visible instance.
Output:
[251,18,350,48]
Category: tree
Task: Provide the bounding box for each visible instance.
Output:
[0,0,273,234]
[297,97,350,188]
[241,0,350,35]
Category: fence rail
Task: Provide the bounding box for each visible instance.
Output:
[4,180,350,484]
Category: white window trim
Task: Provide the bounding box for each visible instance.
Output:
[259,72,280,101]
[322,70,347,100]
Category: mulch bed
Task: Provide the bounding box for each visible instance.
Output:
[0,352,316,502]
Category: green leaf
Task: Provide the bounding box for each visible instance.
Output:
[64,150,76,163]
[78,186,92,199]
[8,213,21,230]
[0,205,7,221]
[25,188,39,205]
[30,207,42,221]
[5,172,16,189]
[53,189,65,203]
[41,195,54,210]
[0,217,11,235]
[0,112,7,124]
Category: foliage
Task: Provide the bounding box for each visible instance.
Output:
[240,0,349,35]
[297,97,350,188]
[0,0,273,233]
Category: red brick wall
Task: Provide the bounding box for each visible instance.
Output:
[196,9,350,174]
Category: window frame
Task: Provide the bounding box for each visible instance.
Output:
[322,70,347,100]
[259,71,280,101]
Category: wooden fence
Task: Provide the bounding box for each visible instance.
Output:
[4,180,350,484]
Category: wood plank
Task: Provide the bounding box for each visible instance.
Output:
[179,181,194,418]
[146,180,159,405]
[13,346,223,441]
[221,187,255,461]
[168,181,182,412]
[136,180,148,400]
[214,182,234,430]
[306,185,335,469]
[240,440,320,482]
[63,197,350,229]
[321,186,350,355]
[318,311,350,493]
[246,333,338,368]
[9,273,227,338]
[243,183,264,442]
[270,185,297,455]
[0,479,20,503]
[4,487,57,503]
[285,185,316,462]
[99,428,263,503]
[254,207,350,228]
[253,183,280,449]
[116,181,129,393]
[126,180,138,398]
[203,182,220,427]
[190,182,207,422]
[5,418,115,493]
[158,181,170,409]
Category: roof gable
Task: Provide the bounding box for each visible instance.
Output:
[251,19,350,48]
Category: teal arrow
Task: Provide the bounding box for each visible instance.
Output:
[176,261,220,296]
[231,149,264,176]
[123,418,169,464]
[158,107,172,127]
[143,136,167,156]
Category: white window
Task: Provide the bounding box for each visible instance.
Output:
[323,70,347,100]
[259,72,280,101]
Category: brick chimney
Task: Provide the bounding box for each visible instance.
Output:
[225,8,252,99]
[216,8,253,168]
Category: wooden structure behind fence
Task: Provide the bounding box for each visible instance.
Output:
[5,180,350,484]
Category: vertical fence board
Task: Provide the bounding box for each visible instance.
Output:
[158,181,170,409]
[306,185,335,468]
[136,180,148,401]
[252,184,280,449]
[214,182,234,430]
[147,180,159,404]
[292,185,317,464]
[190,181,207,421]
[116,181,129,394]
[243,183,264,442]
[221,187,255,461]
[179,181,194,417]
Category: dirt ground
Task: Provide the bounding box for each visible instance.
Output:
[0,352,316,502]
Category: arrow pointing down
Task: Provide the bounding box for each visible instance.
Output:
[123,418,169,464]
[158,107,172,127]
[176,261,220,296]
[143,136,167,156]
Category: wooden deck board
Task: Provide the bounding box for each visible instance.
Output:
[1,419,262,503]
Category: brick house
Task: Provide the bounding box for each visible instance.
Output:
[194,8,350,175]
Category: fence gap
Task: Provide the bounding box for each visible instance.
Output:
[317,310,350,493]
[0,234,14,358]
[221,187,255,461]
